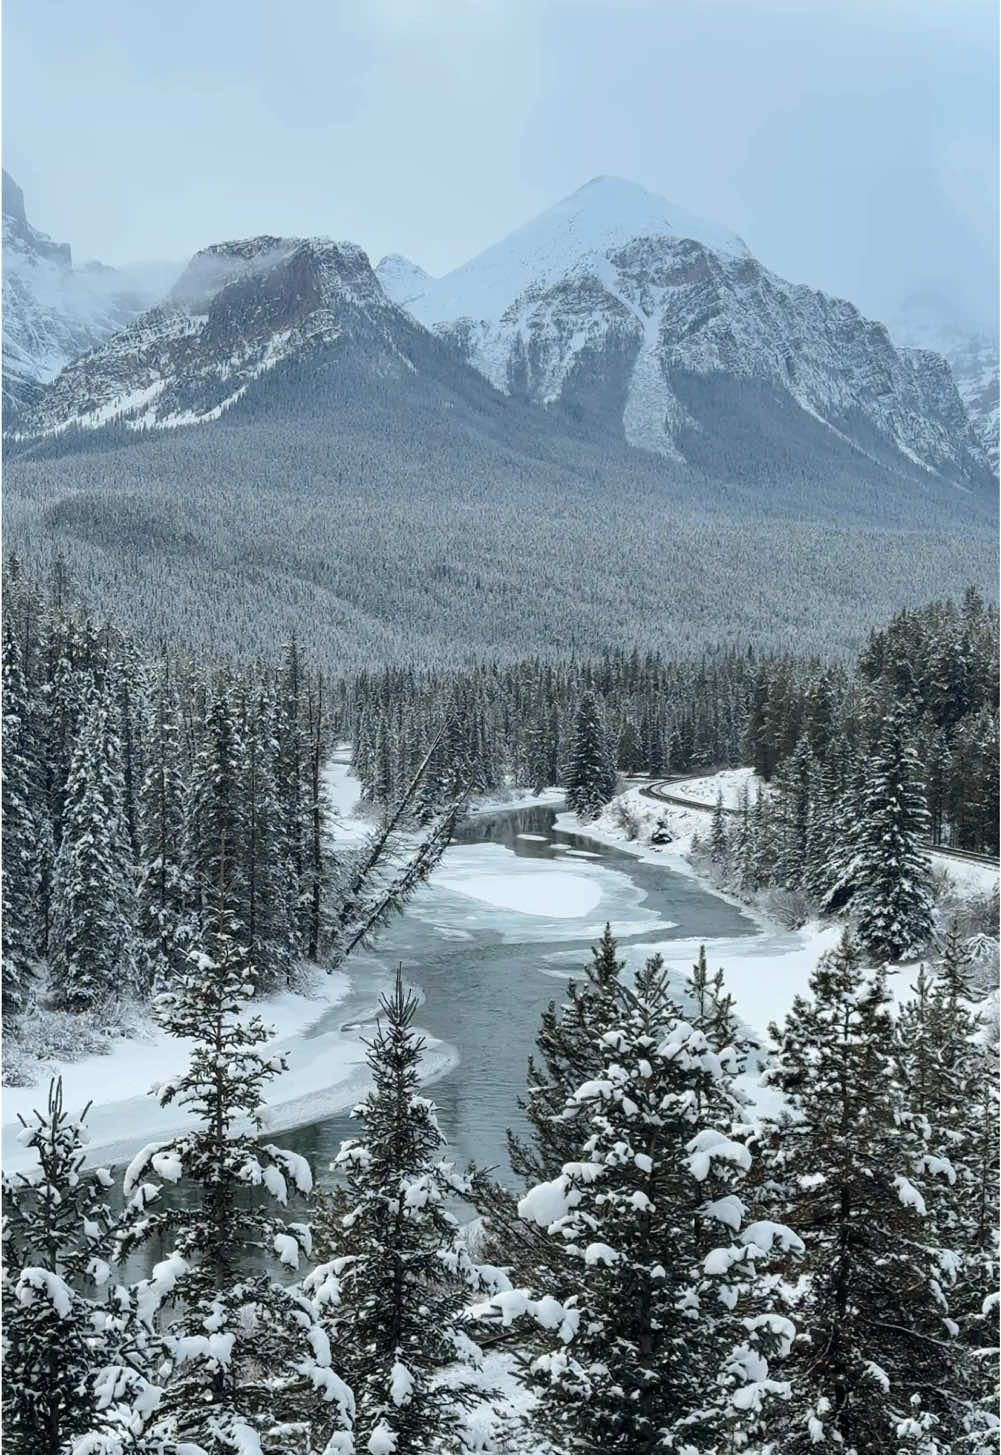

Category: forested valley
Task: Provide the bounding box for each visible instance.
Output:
[3,556,998,1454]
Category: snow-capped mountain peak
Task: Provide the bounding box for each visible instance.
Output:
[396,176,991,483]
[409,175,749,331]
[9,232,417,440]
[375,253,435,307]
[2,171,178,415]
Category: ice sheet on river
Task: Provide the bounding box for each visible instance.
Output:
[411,842,676,943]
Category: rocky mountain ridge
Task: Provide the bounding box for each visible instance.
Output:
[8,233,422,439]
[2,171,176,414]
[405,177,992,484]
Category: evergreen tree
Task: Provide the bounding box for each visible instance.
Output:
[311,971,492,1454]
[757,932,976,1453]
[2,1080,122,1455]
[113,894,349,1453]
[2,623,39,1017]
[49,692,136,1012]
[518,953,798,1453]
[564,694,616,821]
[894,941,1000,1440]
[135,659,192,994]
[831,708,935,960]
[508,923,627,1186]
[709,791,730,868]
[187,682,249,936]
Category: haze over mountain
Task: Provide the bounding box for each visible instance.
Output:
[4,173,996,672]
[887,290,1000,474]
[2,171,179,414]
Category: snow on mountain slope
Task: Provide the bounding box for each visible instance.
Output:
[888,291,999,474]
[375,253,435,306]
[411,175,748,328]
[2,171,177,414]
[406,177,990,487]
[9,233,416,439]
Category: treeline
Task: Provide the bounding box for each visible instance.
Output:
[4,924,998,1454]
[344,647,763,810]
[1,558,456,1036]
[344,590,999,859]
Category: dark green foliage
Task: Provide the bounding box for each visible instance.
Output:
[2,1080,122,1455]
[758,932,983,1453]
[311,971,490,1453]
[49,691,136,1011]
[564,693,617,820]
[521,952,797,1453]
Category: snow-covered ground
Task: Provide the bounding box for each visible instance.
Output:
[2,753,457,1176]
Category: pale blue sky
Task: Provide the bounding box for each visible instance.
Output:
[4,0,998,330]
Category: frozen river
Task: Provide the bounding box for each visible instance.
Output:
[283,801,758,1184]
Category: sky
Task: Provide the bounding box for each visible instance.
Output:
[3,0,998,332]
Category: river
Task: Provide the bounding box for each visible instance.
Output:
[282,800,758,1186]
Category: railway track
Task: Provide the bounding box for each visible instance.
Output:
[638,777,999,869]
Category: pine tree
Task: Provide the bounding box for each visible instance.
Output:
[2,1080,122,1455]
[113,891,349,1453]
[757,932,974,1453]
[827,707,935,960]
[894,940,1000,1443]
[187,681,249,936]
[2,623,39,1017]
[564,694,616,821]
[311,970,492,1454]
[135,659,192,994]
[507,923,627,1188]
[518,953,799,1454]
[49,692,136,1012]
[709,791,730,869]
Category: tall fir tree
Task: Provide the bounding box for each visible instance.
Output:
[49,691,136,1011]
[135,658,192,994]
[111,891,349,1454]
[2,1080,122,1455]
[517,953,799,1454]
[564,693,616,821]
[757,932,979,1453]
[830,707,935,961]
[311,971,494,1454]
[507,923,627,1187]
[2,622,39,1017]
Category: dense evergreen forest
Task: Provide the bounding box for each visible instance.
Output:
[1,557,459,1064]
[345,587,999,857]
[2,561,998,1452]
[5,559,996,1055]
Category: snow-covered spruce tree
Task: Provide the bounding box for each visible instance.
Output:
[507,923,627,1186]
[831,707,935,961]
[514,952,799,1454]
[756,931,974,1453]
[49,690,137,1012]
[110,890,352,1454]
[239,684,298,990]
[709,791,730,870]
[564,694,616,821]
[2,1079,122,1455]
[2,621,39,1018]
[894,942,1000,1440]
[310,970,496,1454]
[187,681,249,941]
[135,658,193,995]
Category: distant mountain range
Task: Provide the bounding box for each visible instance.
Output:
[2,171,178,414]
[3,171,996,668]
[7,173,995,499]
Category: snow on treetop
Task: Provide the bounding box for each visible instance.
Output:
[410,175,749,328]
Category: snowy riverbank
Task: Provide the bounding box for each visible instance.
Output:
[2,755,459,1176]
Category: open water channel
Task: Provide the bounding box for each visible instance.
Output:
[283,801,757,1185]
